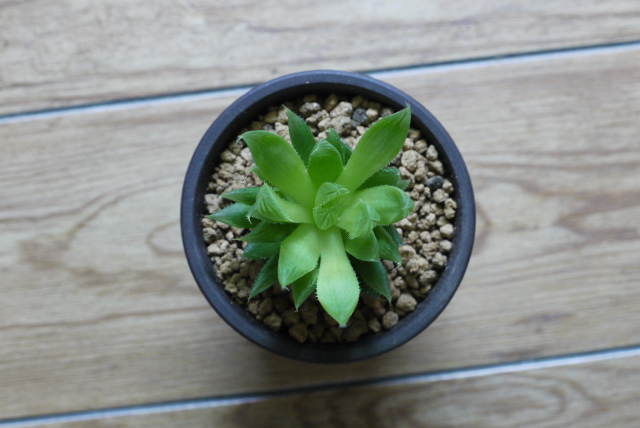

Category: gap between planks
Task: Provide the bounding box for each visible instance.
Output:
[4,0,640,116]
[1,39,640,125]
[2,345,639,427]
[2,38,639,420]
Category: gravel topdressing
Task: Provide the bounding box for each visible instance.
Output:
[202,93,456,344]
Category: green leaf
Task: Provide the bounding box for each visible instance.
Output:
[343,229,379,261]
[243,242,281,259]
[316,227,360,327]
[241,131,315,206]
[307,139,343,188]
[374,226,402,264]
[278,224,320,287]
[249,253,279,298]
[291,267,319,309]
[207,203,259,229]
[351,258,392,302]
[336,200,380,239]
[313,183,351,230]
[326,129,353,165]
[382,224,403,246]
[324,130,344,164]
[358,167,401,190]
[314,182,350,208]
[239,221,297,243]
[313,198,341,230]
[249,186,313,224]
[287,109,316,166]
[396,179,410,190]
[352,185,414,224]
[336,107,411,191]
[250,166,271,186]
[221,187,261,205]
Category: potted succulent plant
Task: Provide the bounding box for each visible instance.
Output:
[210,106,414,326]
[181,70,475,363]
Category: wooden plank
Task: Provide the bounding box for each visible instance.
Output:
[2,1,640,115]
[39,354,640,428]
[1,46,640,418]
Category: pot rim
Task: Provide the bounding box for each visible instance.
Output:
[181,70,475,363]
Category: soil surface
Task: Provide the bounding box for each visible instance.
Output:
[203,93,456,344]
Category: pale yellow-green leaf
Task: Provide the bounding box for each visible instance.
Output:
[241,131,315,206]
[316,227,360,327]
[278,224,320,287]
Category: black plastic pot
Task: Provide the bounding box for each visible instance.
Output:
[181,70,475,363]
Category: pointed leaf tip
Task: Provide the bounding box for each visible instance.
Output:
[374,226,402,265]
[239,221,297,243]
[307,139,343,187]
[221,187,261,205]
[249,253,279,298]
[287,109,316,167]
[358,167,401,190]
[351,258,392,302]
[208,203,258,229]
[243,242,281,260]
[291,268,319,309]
[326,129,352,165]
[382,224,403,246]
[241,130,315,206]
[336,107,411,191]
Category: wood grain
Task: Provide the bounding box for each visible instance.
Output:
[2,0,640,115]
[40,355,640,428]
[1,46,640,418]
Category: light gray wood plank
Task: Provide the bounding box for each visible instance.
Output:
[2,1,640,114]
[39,355,640,428]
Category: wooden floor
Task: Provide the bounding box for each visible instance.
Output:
[1,2,639,427]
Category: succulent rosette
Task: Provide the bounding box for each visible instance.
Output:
[209,106,413,326]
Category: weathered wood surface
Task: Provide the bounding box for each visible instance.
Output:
[2,0,640,115]
[41,355,640,428]
[1,46,640,418]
